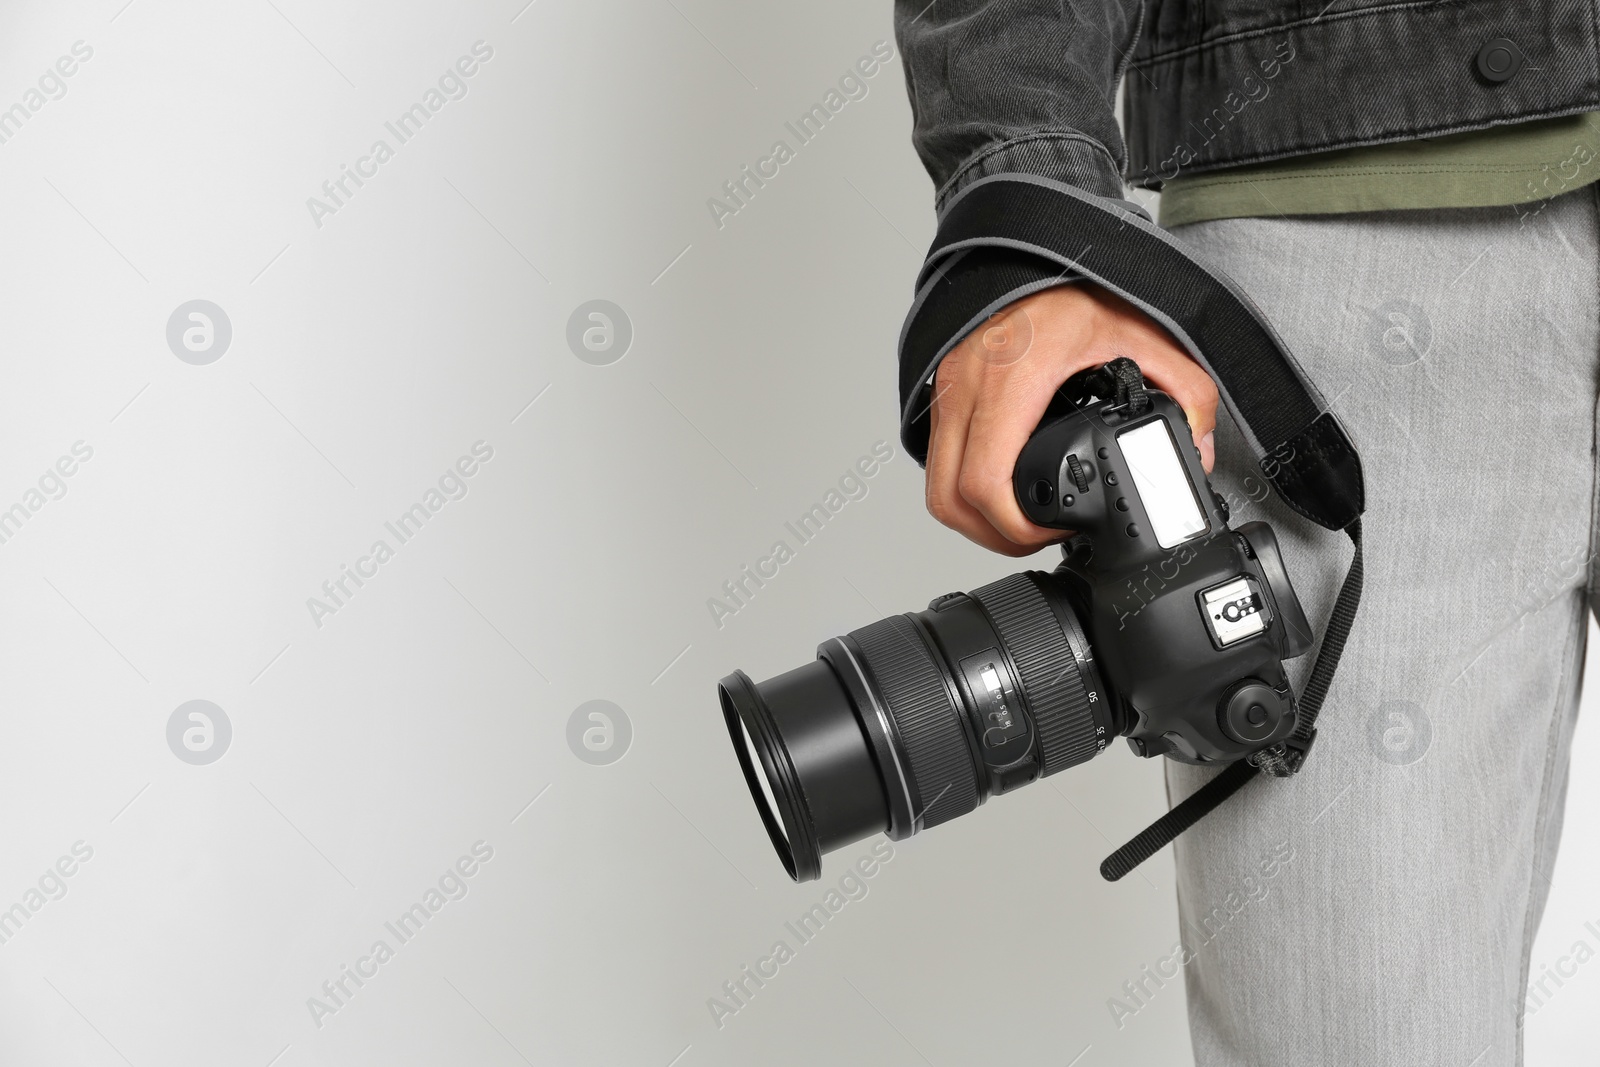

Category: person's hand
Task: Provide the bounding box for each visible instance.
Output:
[926,283,1219,557]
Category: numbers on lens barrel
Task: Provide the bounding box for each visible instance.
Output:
[980,663,1011,746]
[970,658,1031,751]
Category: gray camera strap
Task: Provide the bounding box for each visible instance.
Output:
[896,174,1366,879]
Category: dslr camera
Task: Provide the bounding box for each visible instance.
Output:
[718,362,1313,881]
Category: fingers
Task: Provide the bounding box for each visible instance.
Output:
[1146,354,1220,471]
[922,283,1226,556]
[926,353,1043,556]
[957,338,1093,548]
[1108,310,1221,471]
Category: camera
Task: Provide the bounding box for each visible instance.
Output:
[718,364,1314,882]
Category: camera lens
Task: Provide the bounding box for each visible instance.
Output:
[720,660,888,881]
[736,716,787,844]
[719,571,1113,881]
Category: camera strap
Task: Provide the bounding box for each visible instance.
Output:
[898,173,1363,531]
[896,174,1366,879]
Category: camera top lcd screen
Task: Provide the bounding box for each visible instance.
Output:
[1116,420,1208,549]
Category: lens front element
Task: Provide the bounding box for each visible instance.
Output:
[719,661,888,881]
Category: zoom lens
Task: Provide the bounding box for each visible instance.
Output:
[719,571,1116,881]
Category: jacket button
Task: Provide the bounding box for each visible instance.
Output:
[1475,38,1524,83]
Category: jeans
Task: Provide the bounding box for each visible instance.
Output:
[1164,187,1598,1065]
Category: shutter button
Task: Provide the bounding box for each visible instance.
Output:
[1475,38,1524,83]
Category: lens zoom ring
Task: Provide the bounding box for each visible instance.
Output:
[972,573,1099,776]
[848,615,979,830]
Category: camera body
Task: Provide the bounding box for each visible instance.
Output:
[1014,389,1312,763]
[718,370,1317,882]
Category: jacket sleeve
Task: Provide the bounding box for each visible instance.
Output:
[894,0,1146,209]
[890,4,1366,535]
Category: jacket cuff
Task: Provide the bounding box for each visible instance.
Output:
[934,131,1125,213]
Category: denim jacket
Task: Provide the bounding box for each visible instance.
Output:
[895,1,1600,207]
[889,1,1552,521]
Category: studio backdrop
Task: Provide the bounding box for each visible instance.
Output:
[0,2,1596,1065]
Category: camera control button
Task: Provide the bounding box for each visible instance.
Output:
[1066,454,1090,493]
[1104,471,1118,486]
[1115,497,1129,512]
[1097,447,1110,460]
[1219,680,1286,744]
[927,592,966,612]
[1126,523,1140,537]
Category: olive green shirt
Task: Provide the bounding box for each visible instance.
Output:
[1159,113,1600,227]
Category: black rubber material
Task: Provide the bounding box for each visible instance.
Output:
[970,573,1101,777]
[848,615,980,830]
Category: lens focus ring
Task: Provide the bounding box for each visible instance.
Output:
[847,615,979,831]
[971,573,1100,776]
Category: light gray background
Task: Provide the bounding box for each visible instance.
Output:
[1,2,1595,1064]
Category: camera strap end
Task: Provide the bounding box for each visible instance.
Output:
[1099,759,1260,881]
[1250,730,1316,779]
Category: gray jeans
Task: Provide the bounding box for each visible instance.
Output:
[1165,188,1597,1066]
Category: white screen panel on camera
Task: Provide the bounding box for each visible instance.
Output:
[1117,420,1208,549]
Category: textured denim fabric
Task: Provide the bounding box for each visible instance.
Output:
[1162,188,1598,1065]
[895,1,1600,202]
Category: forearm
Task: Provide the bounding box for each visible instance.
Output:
[891,7,1358,552]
